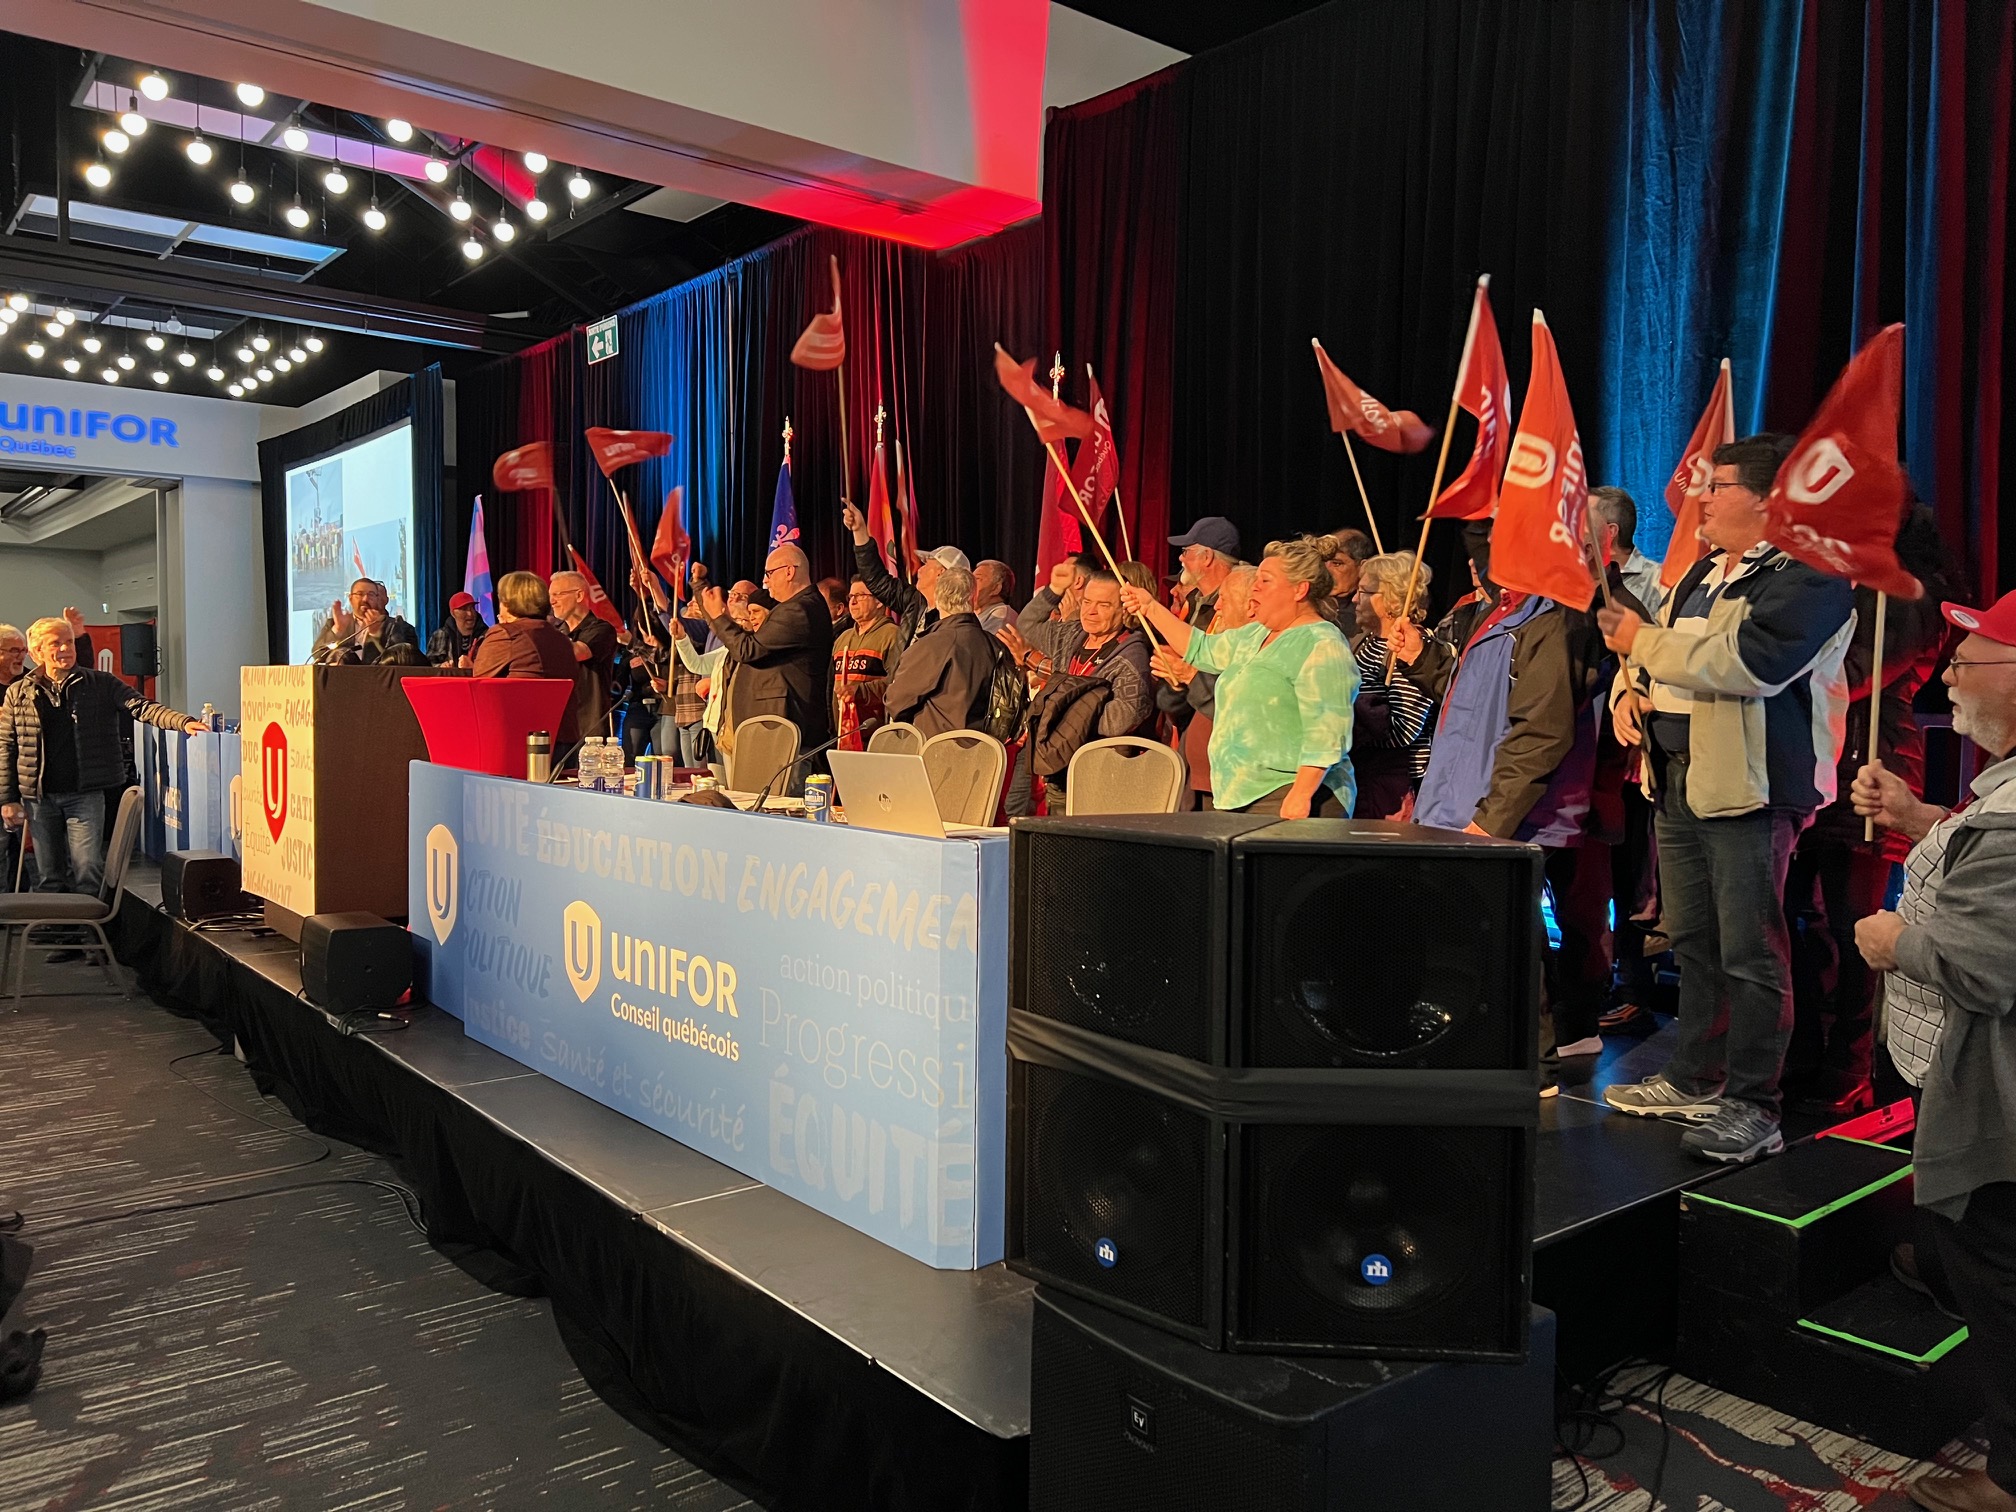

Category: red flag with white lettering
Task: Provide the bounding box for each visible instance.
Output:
[584,427,674,477]
[1487,312,1596,611]
[492,440,554,493]
[1660,360,1736,590]
[565,546,628,631]
[790,256,846,371]
[650,485,689,587]
[1034,454,1081,583]
[1430,277,1512,520]
[1311,339,1434,454]
[994,344,1095,447]
[1072,373,1123,525]
[1762,323,1920,599]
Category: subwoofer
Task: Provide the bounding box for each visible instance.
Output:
[161,849,249,922]
[1008,816,1541,1362]
[300,911,412,1014]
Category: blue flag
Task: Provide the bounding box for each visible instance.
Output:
[463,496,496,625]
[768,460,799,549]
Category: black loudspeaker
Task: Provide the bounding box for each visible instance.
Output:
[1028,1288,1556,1512]
[300,911,412,1013]
[161,849,248,921]
[1008,816,1541,1362]
[120,621,156,677]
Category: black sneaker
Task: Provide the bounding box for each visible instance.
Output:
[1891,1243,1966,1322]
[1598,1002,1659,1036]
[1681,1100,1784,1164]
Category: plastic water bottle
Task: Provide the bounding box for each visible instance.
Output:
[200,702,216,733]
[594,739,615,793]
[581,737,605,792]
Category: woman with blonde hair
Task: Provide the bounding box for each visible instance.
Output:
[1121,533,1357,818]
[1351,552,1439,818]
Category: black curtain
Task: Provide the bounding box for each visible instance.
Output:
[257,366,448,661]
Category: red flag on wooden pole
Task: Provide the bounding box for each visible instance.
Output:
[583,427,673,476]
[865,410,896,575]
[1429,281,1513,521]
[564,546,628,632]
[1311,339,1434,453]
[790,257,846,371]
[650,485,690,587]
[492,440,554,492]
[993,345,1094,446]
[1486,311,1597,611]
[1660,359,1736,590]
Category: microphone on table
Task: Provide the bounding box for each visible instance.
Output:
[313,621,368,664]
[737,735,840,813]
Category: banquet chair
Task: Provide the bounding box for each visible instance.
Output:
[1064,738,1188,816]
[867,722,925,757]
[920,731,1008,827]
[725,715,802,795]
[0,785,143,1006]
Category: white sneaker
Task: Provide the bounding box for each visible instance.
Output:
[1550,1035,1605,1059]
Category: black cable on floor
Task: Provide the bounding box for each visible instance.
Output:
[28,1175,426,1237]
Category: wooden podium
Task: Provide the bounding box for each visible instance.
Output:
[239,664,443,934]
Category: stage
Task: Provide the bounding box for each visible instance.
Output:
[107,861,1873,1510]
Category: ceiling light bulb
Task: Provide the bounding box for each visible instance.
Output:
[139,71,169,101]
[24,341,43,359]
[284,199,311,229]
[449,194,472,222]
[144,332,165,351]
[252,333,271,352]
[304,334,324,352]
[256,366,273,382]
[523,151,548,174]
[117,353,135,370]
[287,346,307,363]
[56,309,74,325]
[525,197,549,223]
[461,235,484,261]
[102,368,119,383]
[120,109,148,137]
[567,169,591,199]
[274,356,292,372]
[177,350,196,368]
[423,157,448,184]
[228,384,244,397]
[241,376,257,390]
[4,295,24,312]
[282,117,310,153]
[44,320,63,338]
[150,369,169,385]
[104,129,130,155]
[493,217,516,243]
[230,173,255,206]
[82,336,102,354]
[236,83,264,108]
[61,357,80,374]
[323,165,348,195]
[207,365,225,382]
[387,118,413,143]
[0,311,12,327]
[85,161,112,189]
[236,346,253,362]
[362,200,387,232]
[186,134,213,166]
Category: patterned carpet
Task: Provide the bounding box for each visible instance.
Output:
[0,957,758,1512]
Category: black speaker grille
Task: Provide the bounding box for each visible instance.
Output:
[1244,852,1527,1069]
[1017,832,1216,1059]
[1017,1062,1214,1333]
[1234,1123,1527,1357]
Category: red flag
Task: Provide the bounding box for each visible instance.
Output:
[994,344,1094,447]
[352,538,366,580]
[584,427,673,477]
[650,485,690,587]
[1034,457,1082,583]
[894,439,921,581]
[1762,324,1920,599]
[865,438,896,574]
[565,546,627,632]
[1430,277,1513,520]
[1072,373,1121,515]
[492,440,554,493]
[790,255,846,371]
[1488,312,1596,611]
[1660,359,1736,590]
[1310,339,1434,454]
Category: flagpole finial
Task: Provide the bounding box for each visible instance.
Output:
[874,402,886,444]
[1049,352,1065,400]
[782,415,793,464]
[1478,273,1491,290]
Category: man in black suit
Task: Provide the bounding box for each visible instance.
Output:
[701,542,834,754]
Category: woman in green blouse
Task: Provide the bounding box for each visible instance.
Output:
[1121,533,1359,818]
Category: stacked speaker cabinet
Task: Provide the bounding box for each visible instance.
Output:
[1009,815,1542,1363]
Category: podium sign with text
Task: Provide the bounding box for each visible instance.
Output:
[240,665,316,913]
[408,763,1009,1270]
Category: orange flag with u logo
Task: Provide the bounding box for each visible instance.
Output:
[1487,311,1596,611]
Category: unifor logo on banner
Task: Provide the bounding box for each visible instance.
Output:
[260,722,288,842]
[426,823,459,944]
[563,899,602,1002]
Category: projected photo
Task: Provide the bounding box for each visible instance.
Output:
[347,520,411,620]
[288,461,348,611]
[282,422,418,662]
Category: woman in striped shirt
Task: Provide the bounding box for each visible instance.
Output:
[1350,552,1438,819]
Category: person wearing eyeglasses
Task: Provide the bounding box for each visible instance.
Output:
[1594,433,1857,1165]
[548,571,618,738]
[1851,589,2016,1512]
[699,542,834,757]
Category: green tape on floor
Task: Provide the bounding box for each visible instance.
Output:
[1684,1161,1914,1229]
[1795,1317,1969,1366]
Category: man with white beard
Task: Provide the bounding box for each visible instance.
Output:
[1853,590,2016,1512]
[1168,517,1241,631]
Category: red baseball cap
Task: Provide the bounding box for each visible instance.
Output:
[448,591,477,610]
[1942,591,2016,646]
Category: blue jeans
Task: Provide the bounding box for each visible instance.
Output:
[30,789,107,897]
[1654,756,1805,1116]
[656,718,709,768]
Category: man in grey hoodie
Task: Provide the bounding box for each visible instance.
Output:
[1854,589,2016,1512]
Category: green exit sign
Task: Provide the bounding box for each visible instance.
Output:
[586,315,619,365]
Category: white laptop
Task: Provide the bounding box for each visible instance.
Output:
[828,749,996,838]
